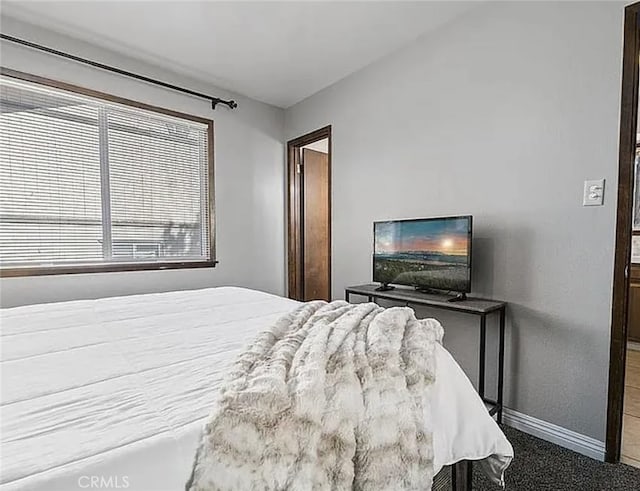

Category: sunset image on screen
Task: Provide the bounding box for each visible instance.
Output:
[374,217,471,292]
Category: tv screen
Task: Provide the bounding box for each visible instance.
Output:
[373,216,472,293]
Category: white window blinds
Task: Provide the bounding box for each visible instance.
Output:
[0,74,214,275]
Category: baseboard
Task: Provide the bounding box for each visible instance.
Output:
[628,341,640,352]
[502,408,605,461]
[621,454,640,468]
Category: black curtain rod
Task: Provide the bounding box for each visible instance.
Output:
[0,33,238,110]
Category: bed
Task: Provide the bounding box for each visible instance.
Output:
[0,287,512,490]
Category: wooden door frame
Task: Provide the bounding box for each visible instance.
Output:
[287,126,332,301]
[606,1,640,464]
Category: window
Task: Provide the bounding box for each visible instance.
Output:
[0,70,215,276]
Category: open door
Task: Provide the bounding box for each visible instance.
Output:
[287,126,331,301]
[302,148,330,301]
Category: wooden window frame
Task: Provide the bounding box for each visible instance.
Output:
[0,68,216,278]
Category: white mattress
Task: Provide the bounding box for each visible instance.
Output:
[1,287,512,490]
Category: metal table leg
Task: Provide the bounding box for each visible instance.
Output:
[497,307,505,423]
[479,314,487,399]
[452,460,472,491]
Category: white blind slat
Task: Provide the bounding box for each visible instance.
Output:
[0,76,212,269]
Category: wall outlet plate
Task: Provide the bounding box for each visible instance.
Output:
[583,179,605,206]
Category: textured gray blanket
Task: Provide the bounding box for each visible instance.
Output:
[187,300,443,490]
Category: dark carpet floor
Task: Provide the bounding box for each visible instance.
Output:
[473,426,640,490]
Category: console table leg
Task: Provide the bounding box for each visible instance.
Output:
[452,460,472,491]
[497,307,506,424]
[479,314,487,399]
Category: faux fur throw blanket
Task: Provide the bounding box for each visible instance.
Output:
[187,300,444,491]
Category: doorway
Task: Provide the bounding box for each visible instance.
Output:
[620,129,640,468]
[287,126,331,301]
[607,2,640,464]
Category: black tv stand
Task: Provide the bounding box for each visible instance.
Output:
[413,286,466,302]
[415,286,441,295]
[375,284,395,291]
[448,292,468,302]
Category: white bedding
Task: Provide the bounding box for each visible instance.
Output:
[0,287,512,490]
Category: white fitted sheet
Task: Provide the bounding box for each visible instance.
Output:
[1,287,512,490]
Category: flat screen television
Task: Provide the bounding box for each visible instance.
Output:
[373,215,472,294]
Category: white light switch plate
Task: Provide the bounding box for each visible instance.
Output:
[583,179,605,206]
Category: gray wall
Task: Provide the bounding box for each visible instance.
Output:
[0,18,286,307]
[285,1,624,441]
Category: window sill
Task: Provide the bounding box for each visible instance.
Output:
[0,260,219,278]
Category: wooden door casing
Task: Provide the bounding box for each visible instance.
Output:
[286,126,332,302]
[607,2,640,462]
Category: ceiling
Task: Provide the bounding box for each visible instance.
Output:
[1,1,476,108]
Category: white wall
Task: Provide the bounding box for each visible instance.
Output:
[0,17,286,307]
[302,138,329,153]
[285,1,624,442]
